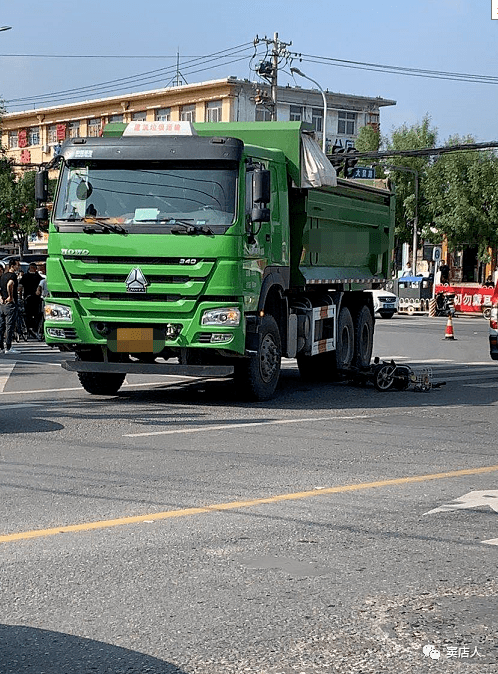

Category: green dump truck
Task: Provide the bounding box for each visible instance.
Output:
[35,121,394,401]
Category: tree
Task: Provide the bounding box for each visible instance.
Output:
[0,159,39,254]
[384,115,437,246]
[425,137,498,261]
[0,97,38,253]
[355,124,380,153]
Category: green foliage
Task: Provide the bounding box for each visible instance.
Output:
[385,115,437,245]
[425,137,498,260]
[0,155,38,253]
[355,125,380,153]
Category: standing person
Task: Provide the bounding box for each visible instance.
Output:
[401,261,412,277]
[19,262,43,338]
[439,260,450,285]
[36,266,48,340]
[0,259,21,354]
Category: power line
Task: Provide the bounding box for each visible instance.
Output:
[0,53,201,59]
[5,42,255,108]
[293,53,498,85]
[351,142,498,160]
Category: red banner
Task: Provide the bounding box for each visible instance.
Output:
[56,123,66,141]
[18,129,27,148]
[435,284,494,313]
[20,150,31,164]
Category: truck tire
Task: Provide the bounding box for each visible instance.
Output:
[234,315,281,401]
[353,305,374,368]
[77,371,126,395]
[334,306,354,371]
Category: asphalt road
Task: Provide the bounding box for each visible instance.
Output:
[1,314,498,673]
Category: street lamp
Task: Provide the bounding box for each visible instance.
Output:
[378,163,419,276]
[0,26,12,32]
[290,67,327,154]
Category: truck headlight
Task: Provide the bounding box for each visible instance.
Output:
[44,303,73,321]
[201,307,241,326]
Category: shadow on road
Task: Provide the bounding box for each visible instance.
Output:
[1,358,497,436]
[0,624,186,674]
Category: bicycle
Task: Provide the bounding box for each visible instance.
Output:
[13,305,29,342]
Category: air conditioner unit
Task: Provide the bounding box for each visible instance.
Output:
[42,145,50,153]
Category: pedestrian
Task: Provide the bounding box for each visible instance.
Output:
[401,261,412,277]
[439,260,450,285]
[19,262,43,338]
[0,259,21,354]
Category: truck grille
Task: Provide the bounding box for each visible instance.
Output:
[60,256,218,316]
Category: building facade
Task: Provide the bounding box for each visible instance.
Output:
[1,77,395,166]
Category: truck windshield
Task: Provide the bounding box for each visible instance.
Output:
[54,162,237,231]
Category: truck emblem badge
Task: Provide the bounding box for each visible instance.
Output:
[125,268,148,293]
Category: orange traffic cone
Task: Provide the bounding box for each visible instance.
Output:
[443,314,457,340]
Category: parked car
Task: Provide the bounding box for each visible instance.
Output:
[365,289,399,319]
[1,254,47,275]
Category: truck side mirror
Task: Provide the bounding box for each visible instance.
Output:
[35,170,49,203]
[250,207,270,223]
[253,169,270,205]
[35,207,49,228]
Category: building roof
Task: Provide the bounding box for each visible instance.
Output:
[3,77,396,121]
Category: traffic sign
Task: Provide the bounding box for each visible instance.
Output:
[350,167,375,179]
[433,246,442,262]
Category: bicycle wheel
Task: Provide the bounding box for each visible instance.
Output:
[16,313,28,341]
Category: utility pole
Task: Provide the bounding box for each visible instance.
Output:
[253,33,291,120]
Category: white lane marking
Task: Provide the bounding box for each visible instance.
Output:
[0,381,180,396]
[5,359,63,366]
[424,490,498,515]
[436,373,498,382]
[463,382,498,388]
[0,363,16,392]
[483,538,498,546]
[124,413,380,437]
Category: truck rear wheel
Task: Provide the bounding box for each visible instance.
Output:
[235,315,281,401]
[334,306,354,371]
[77,371,126,395]
[353,305,374,368]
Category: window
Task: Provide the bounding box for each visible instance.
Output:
[8,131,18,149]
[312,108,323,133]
[180,104,196,122]
[108,114,124,123]
[68,121,80,138]
[47,125,57,144]
[28,127,40,146]
[131,111,147,121]
[255,107,271,121]
[338,111,356,135]
[205,100,222,123]
[366,112,380,132]
[290,105,303,122]
[155,107,171,121]
[87,118,102,137]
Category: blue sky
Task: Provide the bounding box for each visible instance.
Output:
[1,0,496,144]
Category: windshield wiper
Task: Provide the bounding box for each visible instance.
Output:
[82,218,127,235]
[167,219,214,235]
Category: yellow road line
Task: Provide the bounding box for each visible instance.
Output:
[2,463,498,544]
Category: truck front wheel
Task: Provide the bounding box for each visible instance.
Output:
[77,371,126,395]
[235,315,281,401]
